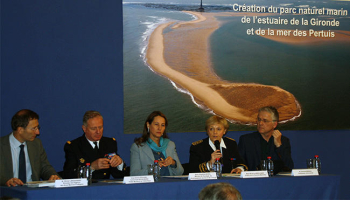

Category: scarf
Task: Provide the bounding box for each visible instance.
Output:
[146,137,169,158]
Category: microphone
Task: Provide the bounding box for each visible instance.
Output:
[214,140,221,152]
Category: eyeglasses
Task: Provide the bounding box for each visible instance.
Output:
[257,118,275,123]
[30,125,41,131]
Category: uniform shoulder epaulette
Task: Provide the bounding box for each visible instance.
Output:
[66,141,71,144]
[112,138,116,141]
[226,137,236,142]
[192,140,203,146]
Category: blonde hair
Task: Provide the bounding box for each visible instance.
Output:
[205,116,229,131]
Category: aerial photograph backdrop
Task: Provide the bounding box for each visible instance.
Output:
[123,0,350,133]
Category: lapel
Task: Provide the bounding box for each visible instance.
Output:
[165,144,171,158]
[27,139,38,180]
[253,132,262,160]
[203,137,215,160]
[1,135,13,175]
[80,135,98,160]
[268,136,276,158]
[222,145,228,157]
[141,143,155,161]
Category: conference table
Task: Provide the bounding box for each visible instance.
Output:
[0,174,340,199]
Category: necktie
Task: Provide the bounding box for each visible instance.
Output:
[93,142,99,154]
[19,144,26,183]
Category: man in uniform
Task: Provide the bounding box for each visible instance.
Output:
[63,111,125,179]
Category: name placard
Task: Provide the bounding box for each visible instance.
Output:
[188,172,217,180]
[123,175,154,184]
[55,178,88,188]
[240,171,269,178]
[291,169,319,176]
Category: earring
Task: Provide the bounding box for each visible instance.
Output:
[147,127,149,133]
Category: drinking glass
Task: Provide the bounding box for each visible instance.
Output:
[260,160,268,170]
[306,158,315,169]
[147,164,154,175]
[77,165,85,178]
[209,162,214,172]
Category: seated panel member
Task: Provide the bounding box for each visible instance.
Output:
[0,109,60,187]
[189,116,247,173]
[238,106,294,173]
[63,111,125,179]
[130,111,184,176]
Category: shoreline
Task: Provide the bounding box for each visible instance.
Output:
[146,11,302,124]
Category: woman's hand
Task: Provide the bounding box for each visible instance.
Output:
[210,150,222,164]
[158,157,175,167]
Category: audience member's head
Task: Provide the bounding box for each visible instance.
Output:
[199,182,242,200]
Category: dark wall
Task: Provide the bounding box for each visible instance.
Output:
[1,1,349,198]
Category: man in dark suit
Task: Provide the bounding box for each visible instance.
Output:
[0,109,60,187]
[238,106,294,173]
[63,111,125,179]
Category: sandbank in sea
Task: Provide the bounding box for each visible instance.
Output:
[146,11,306,124]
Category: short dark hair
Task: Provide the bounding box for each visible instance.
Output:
[259,106,279,122]
[199,182,242,200]
[11,109,39,131]
[83,111,103,126]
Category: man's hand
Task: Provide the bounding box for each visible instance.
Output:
[109,155,123,168]
[5,178,23,187]
[230,168,242,174]
[48,175,61,180]
[272,130,282,148]
[91,158,111,170]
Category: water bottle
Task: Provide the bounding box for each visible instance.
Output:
[314,155,321,174]
[230,158,236,170]
[213,158,222,178]
[267,156,274,176]
[85,163,92,185]
[153,160,160,181]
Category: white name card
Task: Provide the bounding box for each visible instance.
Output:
[55,178,88,188]
[291,169,319,176]
[188,172,217,180]
[240,171,269,178]
[123,175,154,184]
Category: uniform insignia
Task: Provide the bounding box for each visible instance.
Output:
[226,137,236,141]
[112,138,116,141]
[67,141,71,144]
[239,163,249,171]
[199,162,209,172]
[192,140,203,146]
[80,158,85,163]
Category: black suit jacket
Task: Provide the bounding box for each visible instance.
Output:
[63,134,125,179]
[238,131,294,173]
[189,137,247,173]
